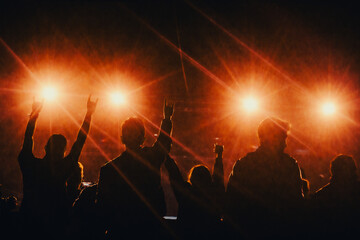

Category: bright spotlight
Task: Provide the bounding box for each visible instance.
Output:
[242,96,258,113]
[110,92,126,106]
[42,86,58,101]
[321,102,336,116]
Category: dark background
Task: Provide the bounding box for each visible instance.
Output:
[0,0,359,215]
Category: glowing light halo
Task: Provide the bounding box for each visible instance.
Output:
[41,86,58,101]
[321,101,336,116]
[109,91,127,106]
[242,96,259,113]
[239,95,260,114]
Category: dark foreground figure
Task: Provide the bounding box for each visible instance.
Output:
[165,144,224,239]
[311,154,360,238]
[97,100,174,239]
[18,96,97,238]
[4,102,360,239]
[226,117,304,239]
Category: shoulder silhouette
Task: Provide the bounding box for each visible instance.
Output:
[18,95,97,237]
[312,154,360,238]
[97,99,174,239]
[164,144,224,239]
[226,117,304,238]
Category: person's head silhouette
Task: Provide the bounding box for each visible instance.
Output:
[45,134,67,161]
[121,117,145,150]
[330,155,358,183]
[258,117,290,153]
[188,165,212,190]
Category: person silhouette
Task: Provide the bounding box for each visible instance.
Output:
[311,154,360,238]
[69,183,100,239]
[225,117,304,239]
[96,100,174,239]
[66,162,84,206]
[164,144,224,239]
[18,95,97,237]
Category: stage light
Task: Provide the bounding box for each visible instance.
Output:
[41,86,58,101]
[110,92,127,106]
[321,101,336,116]
[242,96,258,113]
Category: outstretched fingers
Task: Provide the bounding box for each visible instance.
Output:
[87,94,98,114]
[214,144,224,154]
[87,94,92,104]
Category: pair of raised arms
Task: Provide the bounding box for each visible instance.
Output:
[30,95,98,118]
[30,96,175,119]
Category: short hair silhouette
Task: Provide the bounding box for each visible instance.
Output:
[45,134,67,158]
[121,117,145,147]
[330,154,357,181]
[257,117,290,151]
[188,165,212,188]
[258,117,290,141]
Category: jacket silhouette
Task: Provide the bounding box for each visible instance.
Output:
[97,100,174,239]
[226,117,304,238]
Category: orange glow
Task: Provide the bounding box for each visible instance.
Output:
[321,101,336,116]
[42,86,58,101]
[241,96,259,113]
[110,92,127,106]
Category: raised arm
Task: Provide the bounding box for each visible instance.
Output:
[67,95,98,161]
[212,144,224,193]
[152,99,174,163]
[164,155,188,202]
[19,98,43,159]
[212,144,225,217]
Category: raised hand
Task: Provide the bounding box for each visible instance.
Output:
[30,97,43,118]
[214,144,224,156]
[87,94,98,115]
[163,99,174,120]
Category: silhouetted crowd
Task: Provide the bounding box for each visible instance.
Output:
[1,96,360,239]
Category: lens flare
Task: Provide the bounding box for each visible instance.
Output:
[110,92,126,106]
[321,102,336,116]
[242,96,258,113]
[42,86,58,101]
